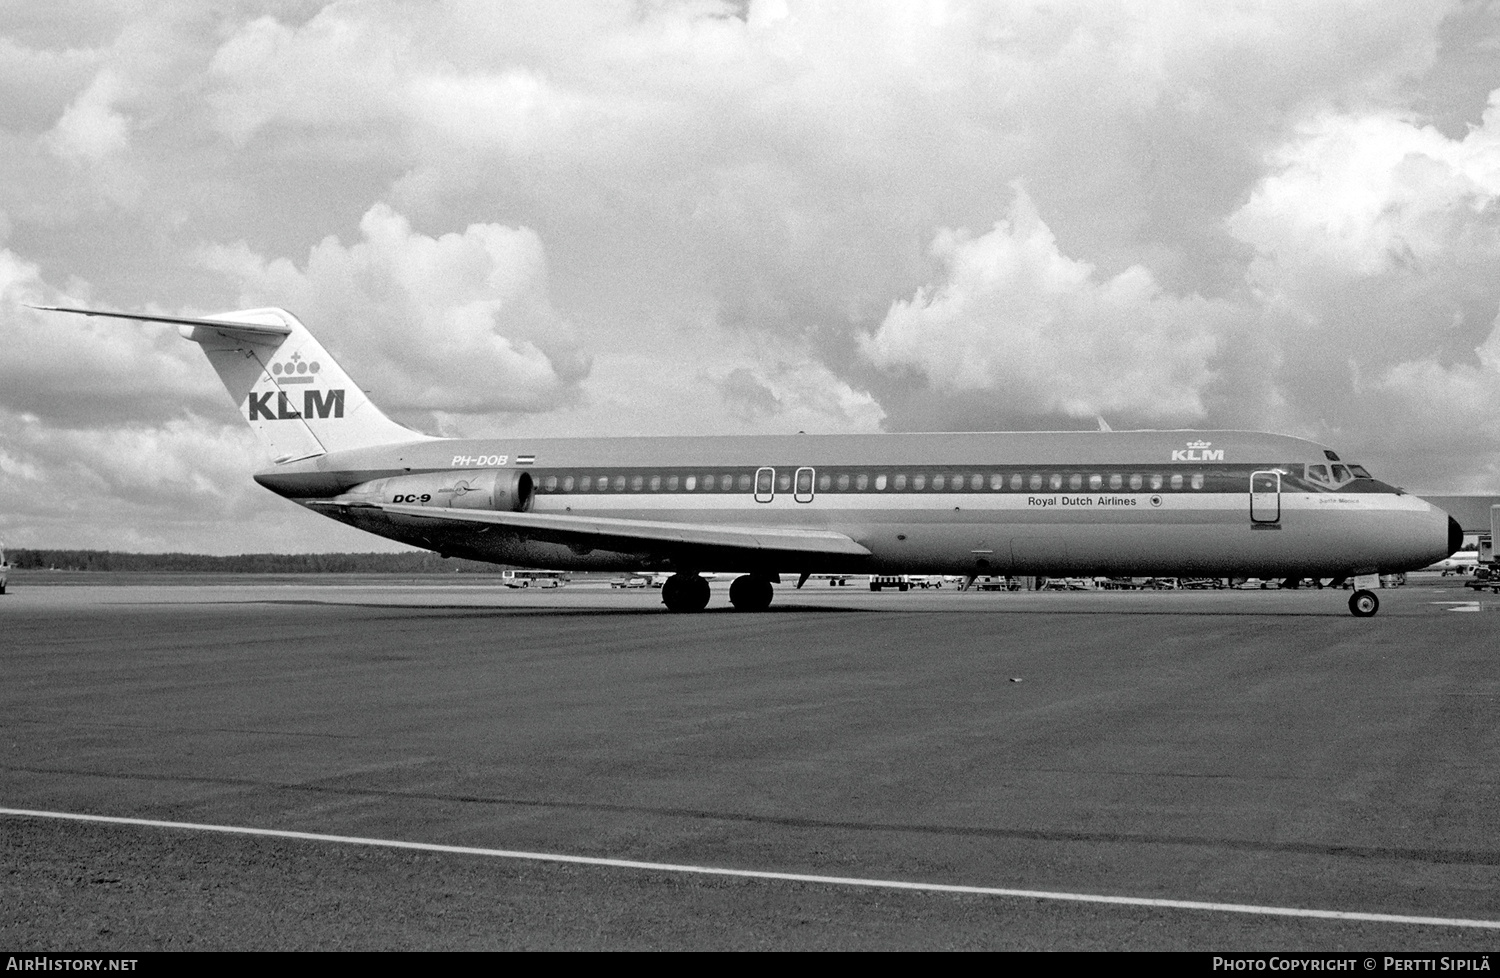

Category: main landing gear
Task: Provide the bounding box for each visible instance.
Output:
[660,573,777,612]
[1348,589,1379,617]
[728,574,775,612]
[661,573,711,613]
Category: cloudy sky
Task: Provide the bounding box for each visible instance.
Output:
[3,0,1499,554]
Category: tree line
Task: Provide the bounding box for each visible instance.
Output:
[4,549,511,574]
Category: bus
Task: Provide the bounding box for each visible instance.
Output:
[501,569,569,588]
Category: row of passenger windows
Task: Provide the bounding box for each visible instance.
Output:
[529,465,1341,495]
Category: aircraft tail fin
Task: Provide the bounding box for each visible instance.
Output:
[31,305,431,462]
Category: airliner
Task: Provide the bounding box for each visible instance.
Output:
[34,305,1460,616]
[1423,551,1479,575]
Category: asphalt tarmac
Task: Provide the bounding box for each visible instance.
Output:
[2,574,1498,951]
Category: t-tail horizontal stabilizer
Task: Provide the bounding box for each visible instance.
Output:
[31,304,432,462]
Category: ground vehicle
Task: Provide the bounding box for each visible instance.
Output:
[611,576,649,588]
[869,574,911,592]
[974,576,1021,591]
[0,544,7,595]
[502,569,568,588]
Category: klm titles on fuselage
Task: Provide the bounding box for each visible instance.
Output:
[248,388,345,421]
[1028,495,1139,507]
[1172,441,1224,462]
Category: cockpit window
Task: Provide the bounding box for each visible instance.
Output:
[1302,461,1375,489]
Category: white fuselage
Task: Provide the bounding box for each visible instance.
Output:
[256,429,1457,579]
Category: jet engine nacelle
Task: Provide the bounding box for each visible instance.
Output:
[355,469,533,512]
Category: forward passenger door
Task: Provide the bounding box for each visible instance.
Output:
[1250,471,1281,525]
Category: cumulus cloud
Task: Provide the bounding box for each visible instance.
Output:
[0,405,379,553]
[862,187,1225,422]
[199,202,590,415]
[1221,91,1500,475]
[44,67,129,163]
[6,0,1500,551]
[0,246,224,426]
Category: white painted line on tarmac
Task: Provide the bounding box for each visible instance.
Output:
[6,806,1498,930]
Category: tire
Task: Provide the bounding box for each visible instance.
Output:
[662,574,711,612]
[1348,590,1379,617]
[869,583,880,592]
[729,575,774,612]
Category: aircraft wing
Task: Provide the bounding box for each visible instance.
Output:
[310,501,872,561]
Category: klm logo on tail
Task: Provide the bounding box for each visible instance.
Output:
[249,388,345,421]
[250,354,344,420]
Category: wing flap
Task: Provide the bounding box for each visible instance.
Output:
[311,501,872,558]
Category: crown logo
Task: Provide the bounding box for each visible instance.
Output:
[271,351,321,378]
[1186,440,1212,450]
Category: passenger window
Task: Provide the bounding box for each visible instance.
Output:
[1068,474,1082,491]
[668,475,679,491]
[856,473,869,491]
[1150,474,1163,491]
[1049,474,1063,491]
[629,475,642,492]
[876,474,888,490]
[649,475,661,491]
[818,474,831,491]
[895,473,908,490]
[837,474,850,491]
[1129,474,1142,490]
[1088,474,1102,491]
[1011,474,1023,491]
[703,474,716,491]
[990,473,1003,490]
[1109,473,1122,490]
[580,476,593,491]
[932,474,945,491]
[1191,473,1204,490]
[685,475,697,491]
[1170,474,1183,490]
[778,472,792,491]
[1029,474,1042,491]
[738,474,752,491]
[913,474,927,490]
[543,475,558,491]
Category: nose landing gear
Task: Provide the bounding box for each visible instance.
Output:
[1348,589,1379,617]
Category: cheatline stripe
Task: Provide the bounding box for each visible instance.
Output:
[5,807,1497,930]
